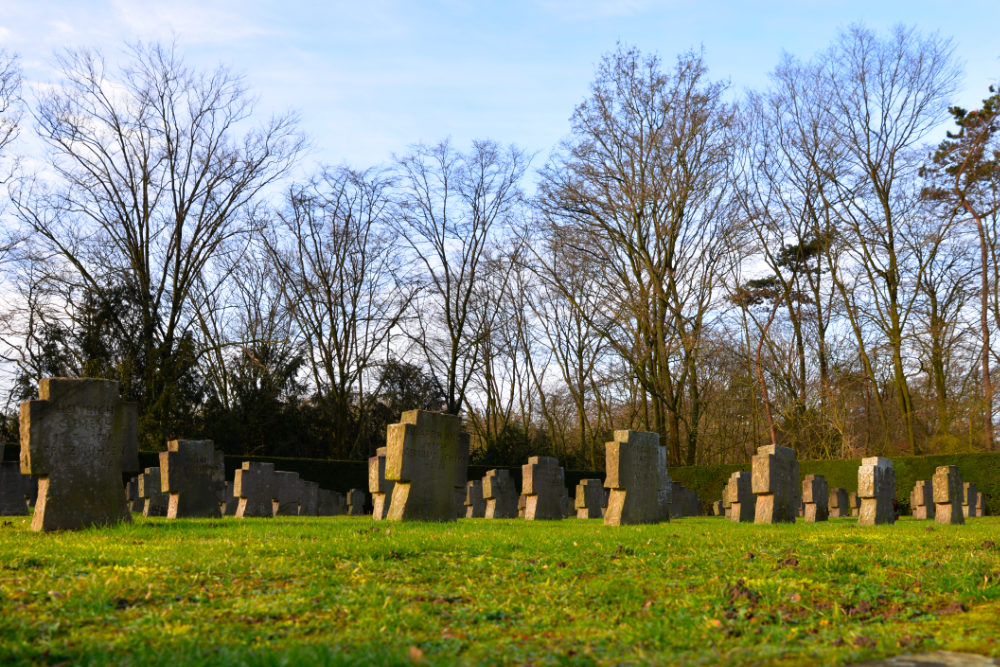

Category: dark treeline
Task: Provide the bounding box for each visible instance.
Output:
[0,28,998,468]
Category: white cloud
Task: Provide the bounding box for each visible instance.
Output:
[110,0,274,45]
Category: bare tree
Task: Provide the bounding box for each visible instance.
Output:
[265,166,413,458]
[537,45,737,465]
[10,42,303,445]
[395,139,528,416]
[0,49,19,161]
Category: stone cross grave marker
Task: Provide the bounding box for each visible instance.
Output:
[932,465,965,525]
[317,489,345,516]
[234,462,276,518]
[575,478,603,519]
[752,445,799,524]
[858,457,896,525]
[963,482,978,518]
[20,378,138,531]
[347,488,367,515]
[910,480,935,519]
[160,440,224,519]
[464,480,486,518]
[219,481,238,516]
[670,483,700,518]
[828,488,849,517]
[138,466,168,517]
[802,474,829,522]
[604,430,670,526]
[126,476,142,513]
[977,492,985,517]
[0,461,28,516]
[712,500,724,516]
[725,471,754,522]
[369,447,394,520]
[482,469,518,519]
[848,491,860,517]
[299,480,319,516]
[273,471,303,516]
[385,410,469,522]
[522,456,565,520]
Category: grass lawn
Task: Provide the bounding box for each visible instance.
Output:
[0,513,998,666]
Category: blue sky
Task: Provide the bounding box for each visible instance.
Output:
[2,0,999,172]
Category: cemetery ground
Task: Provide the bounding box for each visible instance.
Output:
[0,516,998,666]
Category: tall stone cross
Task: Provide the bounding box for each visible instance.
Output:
[385,410,469,521]
[139,466,168,517]
[751,444,799,524]
[465,480,486,518]
[160,439,224,518]
[910,480,935,519]
[234,462,277,518]
[574,479,604,519]
[802,474,829,522]
[20,378,138,531]
[858,457,896,525]
[604,430,670,526]
[369,447,395,520]
[932,465,964,525]
[482,469,518,519]
[273,471,304,516]
[522,456,566,520]
[725,471,754,522]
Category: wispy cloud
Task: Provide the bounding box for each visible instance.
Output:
[110,0,274,45]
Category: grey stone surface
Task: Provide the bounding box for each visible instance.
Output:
[574,478,603,519]
[725,471,754,522]
[712,499,724,516]
[522,456,565,520]
[603,430,670,526]
[20,378,138,531]
[933,465,965,525]
[160,440,224,519]
[347,488,367,515]
[0,461,28,515]
[299,480,320,516]
[802,474,829,522]
[858,457,896,525]
[369,446,394,520]
[977,492,986,516]
[670,483,700,518]
[482,469,518,519]
[963,482,978,518]
[234,462,276,518]
[910,480,935,519]
[24,475,38,507]
[849,491,860,517]
[385,410,469,522]
[220,481,239,516]
[828,487,849,518]
[273,471,304,516]
[126,476,142,513]
[752,444,799,524]
[317,489,346,516]
[139,466,168,517]
[464,480,486,518]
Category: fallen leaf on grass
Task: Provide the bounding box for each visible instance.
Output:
[853,635,875,648]
[938,601,966,615]
[408,645,424,662]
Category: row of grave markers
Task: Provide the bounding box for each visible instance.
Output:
[4,379,991,531]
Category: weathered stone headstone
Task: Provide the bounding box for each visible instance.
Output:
[858,457,896,525]
[160,440,224,519]
[369,447,395,520]
[385,410,469,522]
[725,471,754,522]
[977,492,986,517]
[963,482,978,518]
[0,461,28,515]
[273,471,303,516]
[517,493,526,518]
[574,478,603,519]
[20,378,138,531]
[670,482,700,518]
[317,489,346,516]
[126,476,142,512]
[849,491,860,517]
[299,480,320,516]
[347,488,367,516]
[138,466,168,517]
[220,481,238,516]
[522,456,565,520]
[604,430,670,526]
[233,462,276,518]
[910,480,935,519]
[24,475,38,507]
[802,474,829,522]
[482,469,518,519]
[751,444,799,524]
[932,465,965,525]
[712,499,724,516]
[464,480,486,518]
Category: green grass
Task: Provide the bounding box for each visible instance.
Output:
[1,514,999,666]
